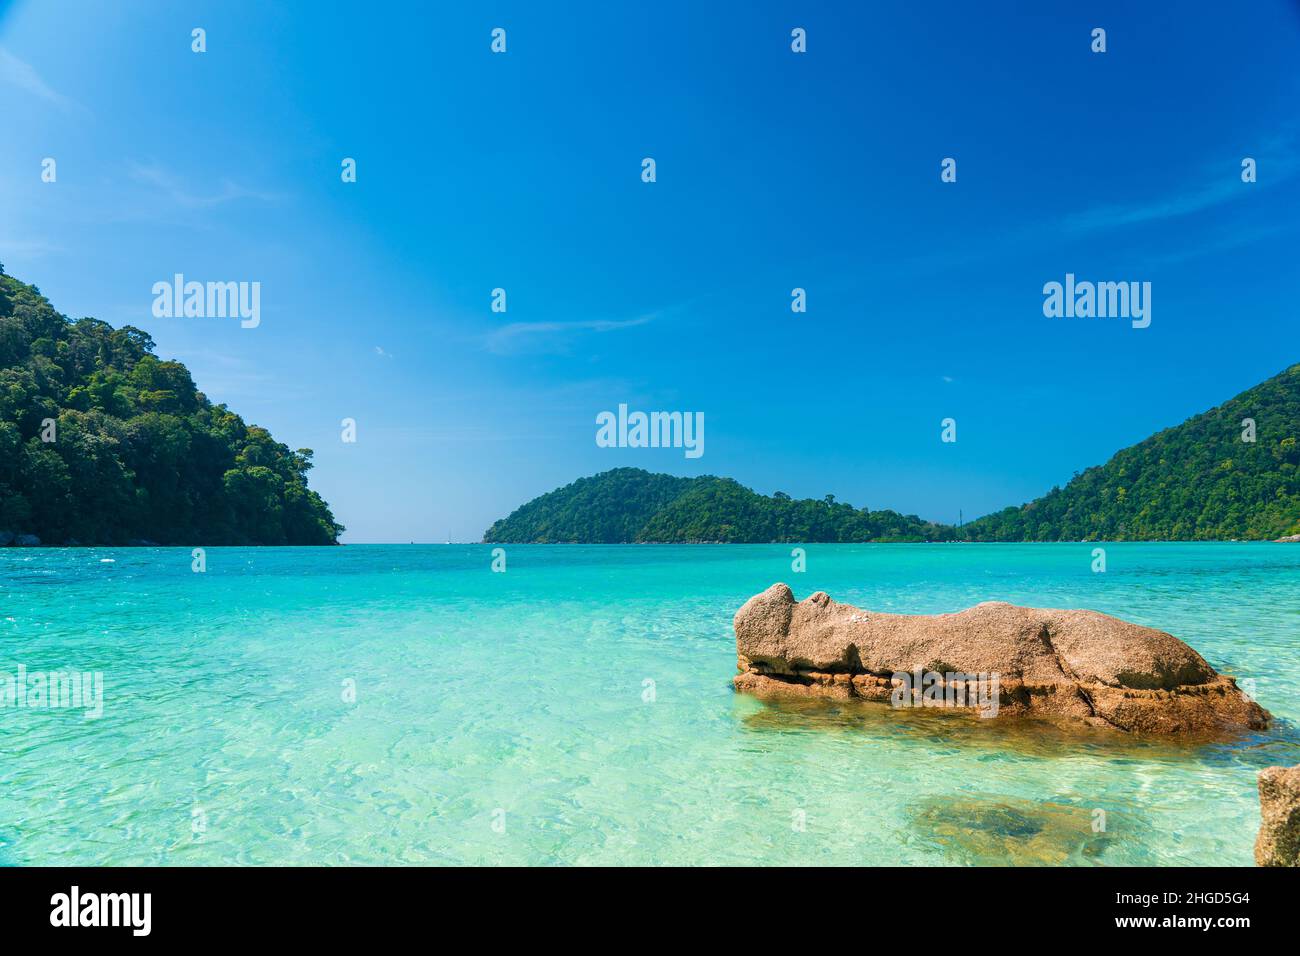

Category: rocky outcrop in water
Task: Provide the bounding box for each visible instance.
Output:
[732,584,1269,736]
[1255,765,1300,866]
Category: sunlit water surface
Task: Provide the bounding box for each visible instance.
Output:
[1,543,1297,865]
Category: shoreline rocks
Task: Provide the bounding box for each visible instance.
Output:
[732,583,1269,736]
[0,531,41,546]
[1256,765,1300,866]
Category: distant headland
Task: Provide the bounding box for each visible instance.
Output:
[485,363,1300,544]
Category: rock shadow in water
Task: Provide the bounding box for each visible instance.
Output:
[734,690,1289,764]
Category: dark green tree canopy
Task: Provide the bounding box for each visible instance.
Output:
[486,364,1300,544]
[0,266,342,545]
[484,468,950,543]
[961,363,1300,542]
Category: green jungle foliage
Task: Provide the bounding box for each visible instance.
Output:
[487,364,1300,543]
[961,363,1300,541]
[484,468,950,543]
[0,265,342,545]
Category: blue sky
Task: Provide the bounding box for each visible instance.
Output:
[2,0,1298,542]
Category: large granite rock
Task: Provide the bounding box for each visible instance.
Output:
[732,583,1269,736]
[1255,765,1300,866]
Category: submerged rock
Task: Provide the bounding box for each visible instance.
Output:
[732,583,1269,736]
[910,797,1117,865]
[1255,765,1300,866]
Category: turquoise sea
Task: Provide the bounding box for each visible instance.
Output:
[1,543,1297,866]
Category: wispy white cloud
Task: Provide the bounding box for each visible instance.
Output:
[878,130,1300,283]
[1060,132,1299,237]
[0,234,61,258]
[374,345,393,359]
[1147,221,1295,267]
[1062,177,1268,236]
[363,424,551,443]
[163,348,311,405]
[0,47,70,108]
[485,314,654,354]
[127,161,278,208]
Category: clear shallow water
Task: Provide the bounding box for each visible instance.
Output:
[1,543,1297,866]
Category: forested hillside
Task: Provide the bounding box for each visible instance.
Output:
[486,365,1300,544]
[484,468,951,543]
[962,363,1300,541]
[483,469,699,543]
[0,265,342,545]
